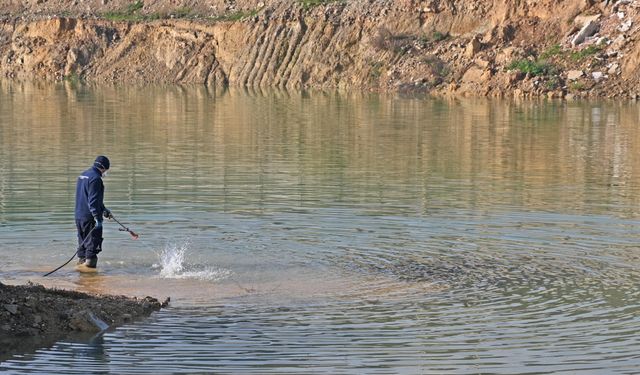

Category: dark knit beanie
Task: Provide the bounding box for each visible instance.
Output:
[94,155,110,170]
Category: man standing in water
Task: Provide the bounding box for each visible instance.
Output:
[74,155,112,272]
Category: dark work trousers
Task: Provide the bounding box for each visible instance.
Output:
[76,218,103,260]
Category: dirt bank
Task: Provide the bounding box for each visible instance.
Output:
[0,281,169,361]
[1,0,640,99]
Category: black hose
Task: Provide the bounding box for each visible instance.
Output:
[43,251,78,277]
[43,226,97,277]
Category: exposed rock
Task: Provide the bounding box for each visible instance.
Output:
[547,90,564,99]
[497,24,516,42]
[567,70,584,80]
[592,71,605,81]
[465,37,482,58]
[572,18,600,46]
[69,310,99,331]
[619,19,633,32]
[494,48,513,66]
[476,58,490,69]
[613,0,633,12]
[462,66,490,83]
[622,35,640,78]
[462,69,477,83]
[573,14,601,28]
[3,304,18,315]
[507,70,525,83]
[610,34,627,51]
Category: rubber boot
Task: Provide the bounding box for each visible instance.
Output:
[75,257,98,273]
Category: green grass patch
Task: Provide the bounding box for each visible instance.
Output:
[208,8,262,22]
[123,0,144,14]
[299,0,342,9]
[569,44,602,61]
[540,44,563,60]
[420,31,449,44]
[432,31,449,42]
[507,59,556,77]
[227,10,258,21]
[103,0,145,21]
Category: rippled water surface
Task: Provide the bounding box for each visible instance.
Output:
[2,82,640,373]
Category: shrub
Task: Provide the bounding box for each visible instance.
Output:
[507,59,556,77]
[103,1,195,21]
[540,44,563,60]
[104,0,144,21]
[124,0,144,14]
[418,31,448,45]
[569,44,602,61]
[299,0,342,9]
[432,31,449,42]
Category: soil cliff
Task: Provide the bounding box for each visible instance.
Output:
[1,0,639,98]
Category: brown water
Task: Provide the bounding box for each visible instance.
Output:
[1,81,640,373]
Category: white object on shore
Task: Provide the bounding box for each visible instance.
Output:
[572,19,600,46]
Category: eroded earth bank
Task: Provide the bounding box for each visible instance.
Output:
[0,282,168,361]
[1,0,640,99]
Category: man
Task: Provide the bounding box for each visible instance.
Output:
[74,155,112,272]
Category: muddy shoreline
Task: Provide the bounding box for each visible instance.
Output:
[0,281,168,362]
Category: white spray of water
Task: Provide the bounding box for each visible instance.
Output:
[154,241,232,282]
[158,243,187,277]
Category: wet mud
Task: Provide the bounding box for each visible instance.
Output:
[0,281,168,361]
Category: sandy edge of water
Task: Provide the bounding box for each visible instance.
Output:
[0,281,169,361]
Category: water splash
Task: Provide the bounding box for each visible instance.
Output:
[158,243,187,277]
[154,241,232,282]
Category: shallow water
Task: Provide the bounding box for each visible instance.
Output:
[2,82,640,373]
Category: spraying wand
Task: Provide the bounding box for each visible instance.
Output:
[110,214,139,239]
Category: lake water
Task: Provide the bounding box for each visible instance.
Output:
[1,81,640,373]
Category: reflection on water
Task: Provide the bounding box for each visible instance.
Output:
[1,81,640,373]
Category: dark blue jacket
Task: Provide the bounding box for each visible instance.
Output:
[75,166,106,221]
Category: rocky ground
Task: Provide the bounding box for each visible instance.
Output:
[0,281,169,361]
[1,0,640,99]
